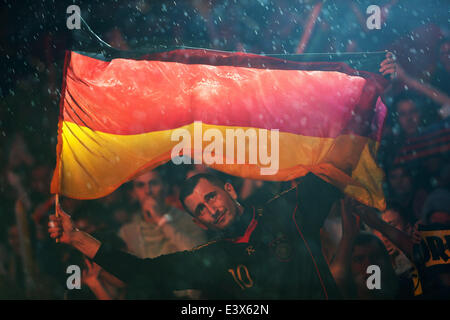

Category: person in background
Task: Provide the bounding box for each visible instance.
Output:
[374,209,423,297]
[396,98,423,138]
[415,187,450,299]
[392,41,450,119]
[375,209,414,272]
[421,185,450,227]
[385,164,427,224]
[379,94,425,163]
[118,167,207,298]
[350,233,401,299]
[330,199,399,299]
[118,168,207,259]
[330,197,423,299]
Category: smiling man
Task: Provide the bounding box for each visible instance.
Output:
[49,170,343,299]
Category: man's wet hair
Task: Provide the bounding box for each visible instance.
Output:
[179,173,225,215]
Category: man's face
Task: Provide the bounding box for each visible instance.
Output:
[351,241,397,298]
[184,178,240,231]
[428,211,450,226]
[133,171,166,206]
[351,242,387,288]
[382,209,406,231]
[397,100,420,136]
[388,167,412,197]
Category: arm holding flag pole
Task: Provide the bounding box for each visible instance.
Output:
[49,201,101,259]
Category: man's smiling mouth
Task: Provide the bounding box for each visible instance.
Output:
[215,210,226,225]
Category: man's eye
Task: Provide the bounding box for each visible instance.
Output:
[196,205,206,217]
[207,192,217,202]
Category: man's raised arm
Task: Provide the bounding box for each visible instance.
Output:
[348,200,415,261]
[48,202,145,283]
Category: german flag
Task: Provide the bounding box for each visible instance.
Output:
[51,48,389,210]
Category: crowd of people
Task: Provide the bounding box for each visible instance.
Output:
[0,0,449,299]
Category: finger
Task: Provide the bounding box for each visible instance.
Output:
[381,62,396,68]
[49,232,61,239]
[48,220,61,228]
[380,59,393,67]
[379,64,395,73]
[48,227,62,233]
[84,258,93,269]
[57,207,71,218]
[49,229,61,236]
[48,223,61,231]
[48,223,62,231]
[380,65,396,72]
[379,63,395,72]
[49,214,60,222]
[55,202,71,219]
[382,70,395,76]
[382,68,395,76]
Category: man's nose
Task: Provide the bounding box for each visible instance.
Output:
[205,203,218,217]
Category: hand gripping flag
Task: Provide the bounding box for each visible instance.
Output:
[51,48,389,210]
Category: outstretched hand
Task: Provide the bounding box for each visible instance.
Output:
[82,258,102,287]
[379,51,402,79]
